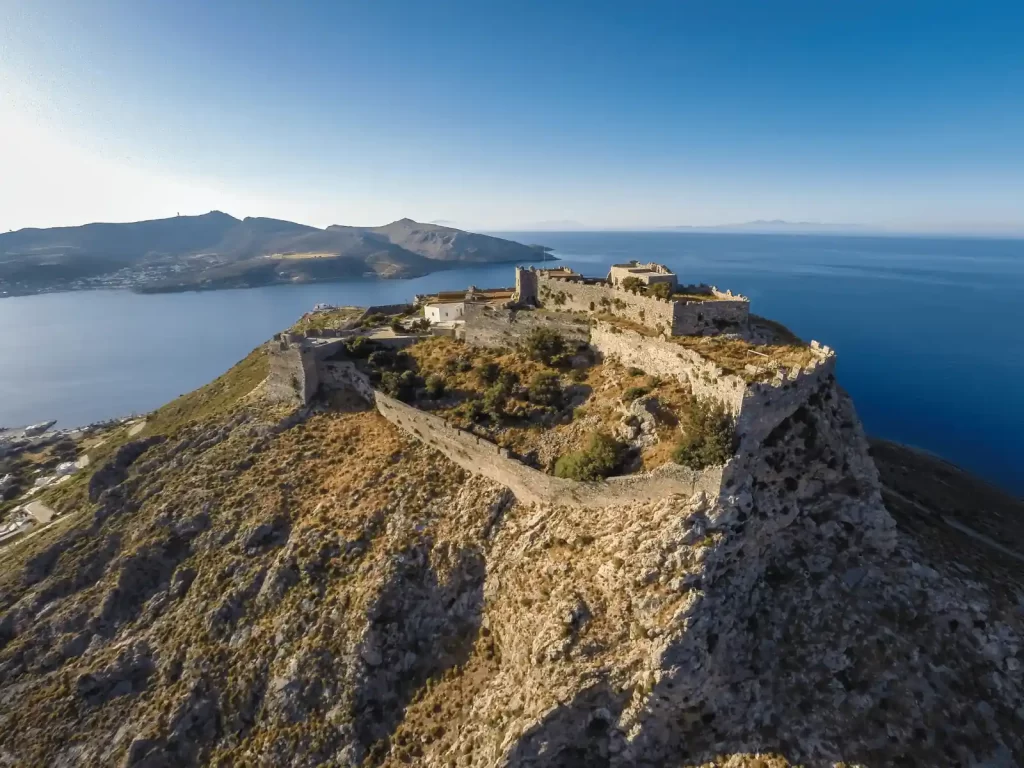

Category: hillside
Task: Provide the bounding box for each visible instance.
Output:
[0,214,548,296]
[0,320,1020,766]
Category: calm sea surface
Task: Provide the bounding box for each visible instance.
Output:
[1,232,1021,493]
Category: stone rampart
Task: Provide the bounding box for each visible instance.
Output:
[463,303,591,350]
[734,349,836,452]
[590,323,748,411]
[325,361,723,507]
[590,321,837,453]
[522,269,750,336]
[266,338,319,404]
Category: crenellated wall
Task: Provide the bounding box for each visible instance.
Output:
[513,267,750,336]
[590,321,837,453]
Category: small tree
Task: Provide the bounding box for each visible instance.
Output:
[367,350,394,370]
[380,370,417,402]
[483,383,509,420]
[477,360,501,385]
[646,282,672,300]
[528,371,562,407]
[523,328,567,367]
[621,276,644,294]
[554,432,625,480]
[673,398,736,469]
[424,374,446,399]
[344,336,374,359]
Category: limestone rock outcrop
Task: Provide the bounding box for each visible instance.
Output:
[0,357,1020,768]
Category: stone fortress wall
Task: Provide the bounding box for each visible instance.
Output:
[325,360,724,508]
[589,322,836,453]
[462,303,592,350]
[514,267,750,337]
[267,261,837,507]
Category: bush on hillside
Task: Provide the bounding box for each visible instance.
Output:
[477,361,502,385]
[527,371,562,407]
[672,398,736,469]
[623,386,650,402]
[554,432,625,481]
[380,370,418,402]
[367,350,394,370]
[344,336,375,359]
[523,328,567,367]
[424,374,446,399]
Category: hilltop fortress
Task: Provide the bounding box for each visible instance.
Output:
[266,262,838,509]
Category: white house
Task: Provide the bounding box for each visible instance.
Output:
[424,302,464,324]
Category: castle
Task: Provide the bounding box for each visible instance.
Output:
[266,263,836,507]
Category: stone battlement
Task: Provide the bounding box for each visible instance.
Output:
[514,266,750,337]
[590,321,836,452]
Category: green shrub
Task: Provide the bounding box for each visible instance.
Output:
[368,350,394,369]
[646,282,672,300]
[344,336,374,358]
[522,328,567,366]
[483,384,509,419]
[424,374,446,398]
[672,398,735,469]
[477,361,501,385]
[527,371,562,407]
[571,368,588,383]
[572,406,588,421]
[554,432,625,480]
[621,276,644,294]
[380,370,417,402]
[623,386,649,402]
[627,366,644,377]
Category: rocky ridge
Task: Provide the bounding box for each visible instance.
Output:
[0,343,1020,767]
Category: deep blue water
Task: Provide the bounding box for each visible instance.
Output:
[0,232,1021,494]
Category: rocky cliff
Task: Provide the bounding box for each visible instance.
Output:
[0,346,1020,767]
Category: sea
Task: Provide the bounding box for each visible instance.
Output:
[1,232,1021,494]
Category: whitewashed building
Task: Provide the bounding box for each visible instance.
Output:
[424,302,464,324]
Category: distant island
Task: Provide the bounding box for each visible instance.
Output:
[0,213,552,297]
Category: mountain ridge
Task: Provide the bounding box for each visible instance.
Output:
[0,213,549,296]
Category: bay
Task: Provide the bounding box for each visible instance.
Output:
[1,232,1021,493]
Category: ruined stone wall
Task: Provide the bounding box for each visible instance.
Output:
[463,303,591,350]
[590,323,748,412]
[266,339,319,404]
[512,267,539,305]
[323,360,723,507]
[535,273,749,336]
[590,321,837,453]
[734,350,836,452]
[671,299,750,335]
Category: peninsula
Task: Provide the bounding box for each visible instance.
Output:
[0,262,1020,767]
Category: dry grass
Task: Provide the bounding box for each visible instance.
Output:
[401,337,699,472]
[290,306,365,333]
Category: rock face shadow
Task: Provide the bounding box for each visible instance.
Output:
[503,681,631,768]
[353,544,486,764]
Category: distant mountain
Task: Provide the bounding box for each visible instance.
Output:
[663,220,871,234]
[328,218,546,263]
[0,213,548,296]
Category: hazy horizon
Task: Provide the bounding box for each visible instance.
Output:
[2,1,1022,235]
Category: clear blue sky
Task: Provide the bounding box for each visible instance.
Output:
[1,0,1022,232]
